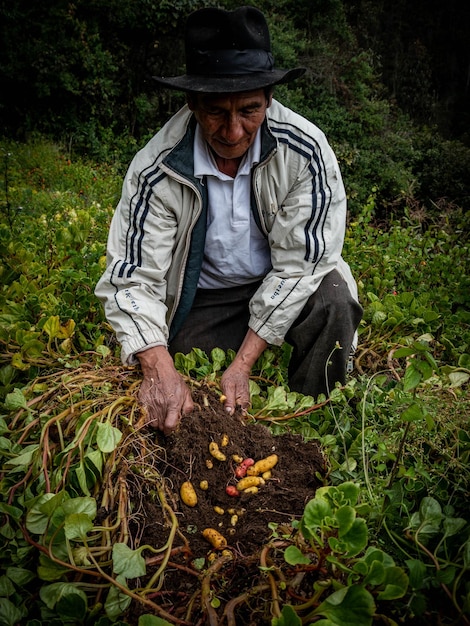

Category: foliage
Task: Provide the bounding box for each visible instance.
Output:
[0,138,469,624]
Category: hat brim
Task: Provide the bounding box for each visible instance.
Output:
[152,67,305,93]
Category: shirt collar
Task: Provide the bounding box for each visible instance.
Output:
[193,124,261,180]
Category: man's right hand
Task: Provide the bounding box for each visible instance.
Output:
[137,346,194,436]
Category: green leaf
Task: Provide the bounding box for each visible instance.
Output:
[104,575,132,620]
[284,545,310,565]
[112,543,146,578]
[403,363,422,391]
[4,388,27,411]
[43,316,61,339]
[39,582,88,612]
[376,566,409,600]
[62,496,97,519]
[448,371,470,388]
[335,518,368,557]
[363,560,385,586]
[405,559,427,590]
[301,497,332,539]
[336,482,360,506]
[0,575,16,597]
[442,517,467,539]
[96,421,122,453]
[21,339,45,358]
[271,603,302,625]
[0,597,27,626]
[5,444,39,468]
[336,506,356,536]
[401,403,424,422]
[37,554,69,582]
[312,585,375,625]
[64,513,94,540]
[25,493,56,534]
[5,567,35,587]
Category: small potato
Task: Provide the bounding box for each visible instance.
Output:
[262,470,272,480]
[243,486,259,495]
[209,442,226,462]
[230,514,238,526]
[206,459,214,469]
[226,486,240,497]
[220,434,229,447]
[235,457,255,478]
[214,506,225,515]
[180,481,197,507]
[232,454,243,464]
[236,476,265,491]
[202,528,227,550]
[200,480,209,490]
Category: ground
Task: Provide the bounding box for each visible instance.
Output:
[123,384,327,625]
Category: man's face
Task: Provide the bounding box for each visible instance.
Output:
[188,89,272,162]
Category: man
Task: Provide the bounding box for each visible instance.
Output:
[95,6,362,435]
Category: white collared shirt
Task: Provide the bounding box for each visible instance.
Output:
[194,125,272,289]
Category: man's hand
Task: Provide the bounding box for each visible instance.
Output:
[221,329,268,415]
[137,346,193,435]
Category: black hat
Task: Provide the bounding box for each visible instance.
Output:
[153,6,305,93]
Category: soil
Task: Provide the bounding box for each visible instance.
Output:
[124,384,327,625]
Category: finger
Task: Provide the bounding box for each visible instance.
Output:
[163,408,181,436]
[182,393,194,415]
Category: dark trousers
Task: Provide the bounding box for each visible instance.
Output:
[169,270,363,398]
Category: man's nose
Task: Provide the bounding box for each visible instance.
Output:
[222,115,244,143]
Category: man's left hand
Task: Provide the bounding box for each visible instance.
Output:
[220,329,268,415]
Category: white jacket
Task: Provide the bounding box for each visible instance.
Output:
[95,99,358,364]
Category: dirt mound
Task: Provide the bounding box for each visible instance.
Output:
[127,385,327,624]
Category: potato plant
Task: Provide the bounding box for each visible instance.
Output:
[0,140,469,625]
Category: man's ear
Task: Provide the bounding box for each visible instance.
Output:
[186,93,197,111]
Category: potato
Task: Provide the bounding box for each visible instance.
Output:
[209,441,226,462]
[247,454,278,476]
[220,434,229,447]
[225,485,240,497]
[202,528,227,550]
[236,476,265,491]
[199,480,209,490]
[214,506,224,515]
[180,481,197,507]
[235,457,255,478]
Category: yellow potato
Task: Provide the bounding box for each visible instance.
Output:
[199,480,209,490]
[247,454,279,476]
[209,441,226,462]
[236,476,265,491]
[180,481,197,507]
[220,434,229,447]
[202,528,227,550]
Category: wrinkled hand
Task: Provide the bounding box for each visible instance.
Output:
[221,329,268,415]
[220,361,251,416]
[137,346,193,435]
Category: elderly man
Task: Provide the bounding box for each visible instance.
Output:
[95,6,362,435]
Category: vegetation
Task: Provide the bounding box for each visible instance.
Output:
[0,1,469,624]
[0,136,468,625]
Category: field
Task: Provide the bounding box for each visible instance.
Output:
[0,140,469,625]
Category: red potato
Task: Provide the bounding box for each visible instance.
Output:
[226,485,240,497]
[234,457,255,478]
